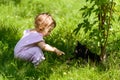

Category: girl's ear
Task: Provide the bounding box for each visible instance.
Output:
[39,27,45,31]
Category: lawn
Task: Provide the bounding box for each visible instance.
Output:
[0,0,120,80]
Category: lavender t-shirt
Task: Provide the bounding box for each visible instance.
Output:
[14,30,45,65]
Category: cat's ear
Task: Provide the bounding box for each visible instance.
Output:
[77,41,81,46]
[77,41,80,45]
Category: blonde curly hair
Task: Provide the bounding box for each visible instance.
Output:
[34,13,56,31]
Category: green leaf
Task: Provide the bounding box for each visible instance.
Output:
[80,6,87,11]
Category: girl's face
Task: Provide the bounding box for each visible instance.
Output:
[42,26,54,36]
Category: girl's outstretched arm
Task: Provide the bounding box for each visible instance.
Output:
[37,41,65,56]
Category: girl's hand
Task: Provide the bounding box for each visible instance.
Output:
[54,48,65,56]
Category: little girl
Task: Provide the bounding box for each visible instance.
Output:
[14,13,65,67]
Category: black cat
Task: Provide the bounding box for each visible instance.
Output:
[70,41,101,63]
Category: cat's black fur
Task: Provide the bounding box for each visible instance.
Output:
[70,41,101,63]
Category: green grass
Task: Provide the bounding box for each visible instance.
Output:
[0,0,120,80]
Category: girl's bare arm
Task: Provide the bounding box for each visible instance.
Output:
[37,41,65,56]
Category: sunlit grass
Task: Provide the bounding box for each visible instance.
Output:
[0,0,120,80]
